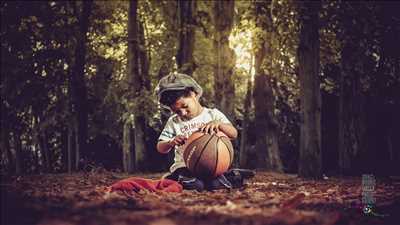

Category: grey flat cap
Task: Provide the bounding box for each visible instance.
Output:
[155,73,203,102]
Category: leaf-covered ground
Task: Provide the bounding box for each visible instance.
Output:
[1,171,399,225]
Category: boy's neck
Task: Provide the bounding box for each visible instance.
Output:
[180,105,204,121]
[196,105,204,117]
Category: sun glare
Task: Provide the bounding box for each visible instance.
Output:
[229,30,255,81]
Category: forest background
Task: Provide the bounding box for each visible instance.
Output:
[1,0,399,179]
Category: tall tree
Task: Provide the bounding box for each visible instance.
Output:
[297,1,322,178]
[12,131,22,174]
[338,40,366,175]
[212,0,235,121]
[176,0,196,75]
[252,1,283,172]
[239,75,252,168]
[127,0,149,171]
[122,120,133,173]
[69,0,93,171]
[124,0,139,173]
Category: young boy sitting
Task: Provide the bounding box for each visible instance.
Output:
[155,73,245,191]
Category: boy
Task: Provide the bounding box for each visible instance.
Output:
[155,73,239,191]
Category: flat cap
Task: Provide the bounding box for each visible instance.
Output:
[155,73,203,103]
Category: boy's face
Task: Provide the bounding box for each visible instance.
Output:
[170,91,202,120]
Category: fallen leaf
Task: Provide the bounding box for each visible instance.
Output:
[149,218,176,225]
[281,193,306,209]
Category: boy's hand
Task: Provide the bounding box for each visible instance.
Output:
[168,135,187,147]
[199,121,221,134]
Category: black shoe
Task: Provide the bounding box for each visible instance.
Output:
[224,168,256,188]
[178,175,205,192]
[226,168,256,179]
[205,174,233,191]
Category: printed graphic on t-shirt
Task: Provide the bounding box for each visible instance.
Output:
[179,121,206,137]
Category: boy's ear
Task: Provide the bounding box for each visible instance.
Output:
[193,91,202,102]
[190,91,197,98]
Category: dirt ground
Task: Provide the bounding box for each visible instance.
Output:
[1,170,399,225]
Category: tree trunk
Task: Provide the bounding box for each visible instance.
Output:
[74,124,80,170]
[70,0,93,171]
[127,0,139,172]
[61,128,68,172]
[213,0,236,122]
[123,121,133,173]
[1,124,13,173]
[338,43,366,175]
[239,78,252,168]
[176,0,196,75]
[67,124,75,173]
[134,116,147,171]
[252,1,283,172]
[13,131,22,175]
[297,1,322,178]
[39,131,50,173]
[128,0,148,171]
[253,44,283,171]
[136,12,151,171]
[33,144,40,173]
[138,21,151,91]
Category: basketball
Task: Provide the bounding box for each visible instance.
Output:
[182,131,234,178]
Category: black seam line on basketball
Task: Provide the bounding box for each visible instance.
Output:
[213,135,219,177]
[193,134,214,174]
[184,134,208,158]
[193,134,213,175]
[184,134,209,165]
[184,133,208,159]
[221,138,233,165]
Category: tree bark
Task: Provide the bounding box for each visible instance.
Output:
[67,124,75,173]
[12,131,22,175]
[338,43,366,175]
[61,128,68,172]
[1,124,13,173]
[252,1,283,172]
[125,0,137,173]
[134,116,147,171]
[239,78,252,168]
[253,41,283,172]
[128,0,148,171]
[176,0,196,75]
[123,121,133,173]
[70,0,93,170]
[136,12,151,171]
[213,0,236,122]
[297,1,322,178]
[39,131,50,173]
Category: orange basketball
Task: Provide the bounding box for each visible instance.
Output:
[182,131,234,178]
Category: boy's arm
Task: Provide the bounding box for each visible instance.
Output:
[157,135,188,154]
[157,140,174,154]
[218,122,238,139]
[204,108,238,139]
[200,121,238,140]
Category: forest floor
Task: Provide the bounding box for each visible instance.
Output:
[1,170,399,225]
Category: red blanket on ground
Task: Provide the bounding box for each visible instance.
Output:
[110,177,183,193]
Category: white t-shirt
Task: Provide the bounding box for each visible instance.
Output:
[158,107,231,173]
